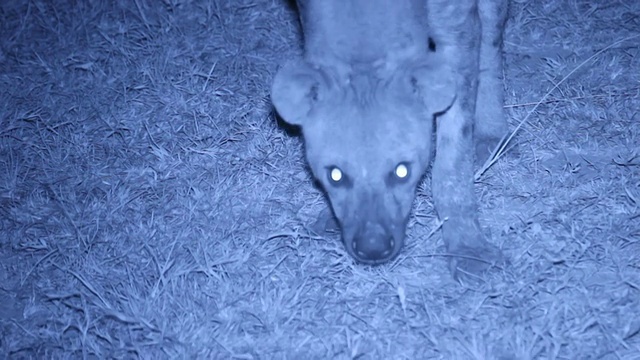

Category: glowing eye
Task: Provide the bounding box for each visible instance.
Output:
[395,163,408,179]
[330,167,343,182]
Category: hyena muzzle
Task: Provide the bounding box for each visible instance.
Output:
[271,0,508,279]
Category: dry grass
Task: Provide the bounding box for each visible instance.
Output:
[1,0,639,358]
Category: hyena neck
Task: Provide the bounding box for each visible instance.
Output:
[297,0,431,78]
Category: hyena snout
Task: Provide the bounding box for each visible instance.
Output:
[352,222,395,262]
[336,192,409,264]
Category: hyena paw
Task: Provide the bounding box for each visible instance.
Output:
[444,220,507,281]
[448,239,506,282]
[311,206,340,235]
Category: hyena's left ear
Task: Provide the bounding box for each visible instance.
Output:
[271,59,329,127]
[406,63,456,116]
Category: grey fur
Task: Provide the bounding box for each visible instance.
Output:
[271,0,508,279]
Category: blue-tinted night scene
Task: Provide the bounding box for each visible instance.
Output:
[1,0,638,358]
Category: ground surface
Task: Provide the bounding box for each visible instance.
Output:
[1,0,639,358]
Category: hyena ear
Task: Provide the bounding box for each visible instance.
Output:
[407,64,456,116]
[271,59,328,127]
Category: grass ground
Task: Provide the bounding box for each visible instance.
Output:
[1,0,639,358]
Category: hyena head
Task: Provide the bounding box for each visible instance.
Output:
[271,59,455,264]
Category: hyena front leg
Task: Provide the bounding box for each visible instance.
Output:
[475,0,509,163]
[428,0,505,280]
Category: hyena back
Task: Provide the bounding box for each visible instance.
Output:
[271,0,508,279]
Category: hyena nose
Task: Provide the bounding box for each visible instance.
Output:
[353,228,394,261]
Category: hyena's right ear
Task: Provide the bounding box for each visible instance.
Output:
[271,59,329,127]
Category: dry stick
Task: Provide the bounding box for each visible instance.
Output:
[475,34,640,181]
[503,90,639,109]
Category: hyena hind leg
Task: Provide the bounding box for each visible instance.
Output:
[475,0,510,164]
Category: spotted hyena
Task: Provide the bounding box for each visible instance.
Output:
[271,0,508,279]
